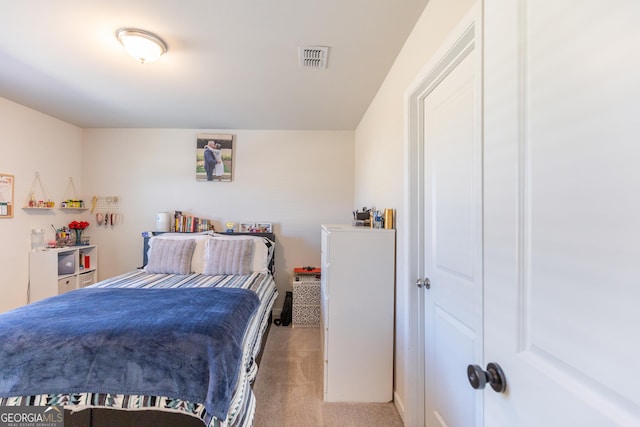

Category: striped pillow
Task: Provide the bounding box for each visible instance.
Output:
[203,238,253,275]
[145,238,196,274]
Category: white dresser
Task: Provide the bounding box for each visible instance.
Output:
[320,224,395,402]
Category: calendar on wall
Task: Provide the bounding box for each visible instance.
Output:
[0,174,14,217]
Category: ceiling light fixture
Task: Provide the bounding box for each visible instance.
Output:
[116,28,167,63]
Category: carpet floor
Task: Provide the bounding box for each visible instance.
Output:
[252,326,404,427]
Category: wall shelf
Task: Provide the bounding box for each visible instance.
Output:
[60,178,86,209]
[24,172,54,208]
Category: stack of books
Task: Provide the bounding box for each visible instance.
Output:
[173,211,214,233]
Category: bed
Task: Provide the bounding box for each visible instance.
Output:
[0,231,278,427]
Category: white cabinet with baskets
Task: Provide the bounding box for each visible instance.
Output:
[29,245,98,303]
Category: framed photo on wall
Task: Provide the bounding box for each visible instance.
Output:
[196,133,235,182]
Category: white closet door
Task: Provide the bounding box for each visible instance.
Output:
[483,0,640,425]
[422,24,483,427]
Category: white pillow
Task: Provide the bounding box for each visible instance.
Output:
[147,233,209,273]
[211,233,272,273]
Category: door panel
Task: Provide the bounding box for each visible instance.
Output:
[423,31,482,427]
[484,0,640,425]
[433,307,478,427]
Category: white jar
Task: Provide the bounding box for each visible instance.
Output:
[156,212,172,232]
[31,228,45,251]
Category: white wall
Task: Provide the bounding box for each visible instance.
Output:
[0,98,354,312]
[82,128,354,307]
[354,0,475,420]
[0,97,83,312]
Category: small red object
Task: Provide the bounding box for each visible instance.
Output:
[294,267,321,274]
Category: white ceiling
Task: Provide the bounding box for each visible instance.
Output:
[0,0,429,130]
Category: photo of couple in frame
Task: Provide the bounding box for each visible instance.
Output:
[196,133,235,182]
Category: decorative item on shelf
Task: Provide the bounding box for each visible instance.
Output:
[156,212,172,232]
[69,220,90,245]
[352,207,372,227]
[225,222,235,233]
[23,172,54,209]
[46,235,57,248]
[372,210,384,229]
[238,222,272,233]
[384,208,394,229]
[60,178,85,210]
[61,199,84,208]
[256,223,272,233]
[54,227,70,247]
[90,196,121,228]
[74,230,84,246]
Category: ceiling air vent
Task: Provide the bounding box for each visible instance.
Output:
[299,46,329,69]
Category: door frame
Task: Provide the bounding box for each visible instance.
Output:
[403,7,481,426]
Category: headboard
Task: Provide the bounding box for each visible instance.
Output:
[142,232,276,275]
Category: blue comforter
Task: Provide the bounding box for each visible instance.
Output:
[0,287,260,420]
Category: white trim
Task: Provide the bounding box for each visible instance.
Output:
[393,390,406,424]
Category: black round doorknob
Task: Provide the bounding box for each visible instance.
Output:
[467,362,507,393]
[467,364,487,390]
